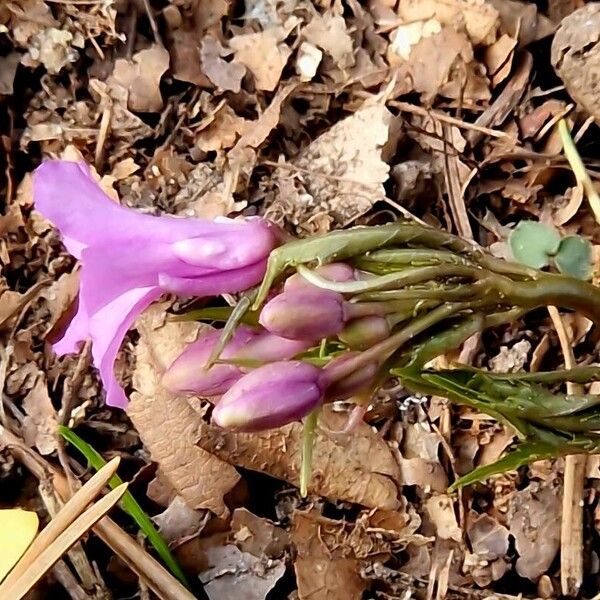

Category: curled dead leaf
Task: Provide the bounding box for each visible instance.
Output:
[127,303,240,517]
[110,46,169,113]
[195,407,401,510]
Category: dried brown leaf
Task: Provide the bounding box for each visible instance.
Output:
[110,46,170,113]
[195,407,401,510]
[231,508,289,558]
[199,545,286,600]
[195,105,248,152]
[508,480,562,581]
[152,496,208,543]
[22,376,58,455]
[127,303,240,517]
[552,3,600,123]
[303,11,354,69]
[290,104,391,226]
[467,512,509,559]
[424,494,462,542]
[229,19,297,91]
[200,35,246,93]
[398,0,499,45]
[229,81,298,158]
[291,510,367,600]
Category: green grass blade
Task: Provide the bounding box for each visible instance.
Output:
[57,425,190,588]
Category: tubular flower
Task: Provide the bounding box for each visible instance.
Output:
[213,361,324,431]
[34,160,277,408]
[259,290,346,341]
[162,326,311,396]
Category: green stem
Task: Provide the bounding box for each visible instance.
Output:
[300,409,319,497]
[322,302,470,385]
[58,426,190,588]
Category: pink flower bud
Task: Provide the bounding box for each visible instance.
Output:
[259,290,345,341]
[338,316,391,350]
[162,328,254,396]
[162,327,311,396]
[284,262,356,292]
[212,361,324,431]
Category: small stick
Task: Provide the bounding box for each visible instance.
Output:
[1,484,128,600]
[548,306,585,597]
[1,457,121,589]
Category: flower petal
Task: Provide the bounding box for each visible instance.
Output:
[88,286,162,408]
[33,160,257,254]
[158,259,267,296]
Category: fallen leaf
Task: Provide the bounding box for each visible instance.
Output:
[39,270,79,340]
[195,406,401,510]
[229,81,298,158]
[290,104,391,226]
[21,27,79,74]
[467,512,509,559]
[110,46,170,113]
[231,509,289,559]
[127,303,241,517]
[507,479,561,580]
[199,544,286,600]
[164,0,229,86]
[303,11,354,69]
[229,19,297,91]
[152,496,209,543]
[22,376,58,455]
[554,183,584,226]
[424,494,462,542]
[398,457,448,492]
[484,33,517,87]
[200,35,246,93]
[295,42,322,81]
[195,105,248,152]
[0,509,39,581]
[397,0,499,45]
[493,0,555,47]
[489,339,531,372]
[291,509,368,600]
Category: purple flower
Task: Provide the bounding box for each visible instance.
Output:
[259,290,345,341]
[162,326,310,396]
[34,160,277,408]
[212,361,324,431]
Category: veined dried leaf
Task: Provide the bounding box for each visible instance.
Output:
[110,46,170,113]
[127,304,240,517]
[195,407,401,510]
[291,104,391,226]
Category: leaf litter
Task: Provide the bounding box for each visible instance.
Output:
[4,0,600,598]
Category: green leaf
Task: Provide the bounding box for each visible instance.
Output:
[253,222,475,309]
[58,426,190,588]
[554,235,592,280]
[449,441,560,491]
[509,221,561,269]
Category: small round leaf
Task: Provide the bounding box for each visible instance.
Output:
[508,221,561,269]
[554,235,592,280]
